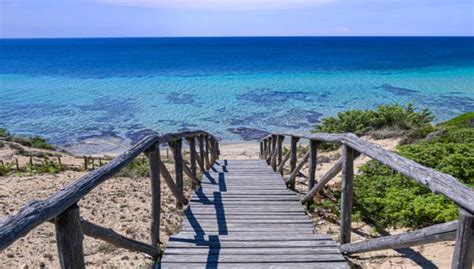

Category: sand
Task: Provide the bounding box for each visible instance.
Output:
[0,138,455,268]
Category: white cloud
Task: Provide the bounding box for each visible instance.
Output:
[98,0,336,10]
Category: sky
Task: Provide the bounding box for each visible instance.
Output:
[0,0,473,38]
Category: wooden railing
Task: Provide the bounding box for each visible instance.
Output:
[0,130,219,269]
[259,133,474,269]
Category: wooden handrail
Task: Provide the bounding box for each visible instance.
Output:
[260,132,474,214]
[0,130,219,261]
[260,132,474,268]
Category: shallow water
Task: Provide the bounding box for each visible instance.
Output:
[1,37,473,153]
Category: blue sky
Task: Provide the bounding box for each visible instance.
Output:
[1,0,473,38]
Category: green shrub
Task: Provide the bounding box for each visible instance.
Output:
[0,128,11,138]
[352,161,459,228]
[313,104,434,136]
[398,143,474,185]
[438,112,474,128]
[11,136,55,150]
[313,111,473,229]
[117,158,150,177]
[0,162,13,176]
[25,158,64,175]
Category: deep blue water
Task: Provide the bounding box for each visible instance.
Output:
[1,37,473,153]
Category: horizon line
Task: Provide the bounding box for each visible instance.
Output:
[1,35,474,40]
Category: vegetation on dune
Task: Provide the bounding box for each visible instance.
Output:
[313,104,434,137]
[117,157,150,178]
[0,128,55,150]
[25,158,65,175]
[313,107,473,229]
[312,104,435,150]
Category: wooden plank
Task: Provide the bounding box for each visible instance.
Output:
[148,143,161,247]
[166,240,337,248]
[161,254,345,263]
[170,234,332,241]
[198,135,205,173]
[277,135,284,173]
[159,262,349,269]
[204,135,211,169]
[158,160,188,206]
[188,137,197,185]
[54,204,85,269]
[307,140,318,209]
[270,135,278,170]
[277,150,291,174]
[164,247,340,255]
[340,145,355,244]
[285,152,310,184]
[289,136,299,189]
[340,221,457,254]
[81,219,160,258]
[302,157,343,204]
[452,209,474,269]
[179,227,316,233]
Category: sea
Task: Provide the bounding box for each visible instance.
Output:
[1,37,473,153]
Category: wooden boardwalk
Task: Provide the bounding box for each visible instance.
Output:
[160,159,349,268]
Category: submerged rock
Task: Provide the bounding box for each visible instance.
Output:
[227,127,270,141]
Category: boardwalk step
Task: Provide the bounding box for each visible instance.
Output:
[159,159,349,268]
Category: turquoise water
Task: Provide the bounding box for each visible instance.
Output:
[0,37,473,151]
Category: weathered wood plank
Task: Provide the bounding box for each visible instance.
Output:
[204,135,211,169]
[452,209,474,269]
[159,262,349,269]
[285,152,310,184]
[270,135,278,171]
[340,221,457,254]
[158,160,188,206]
[289,136,299,189]
[307,140,318,209]
[54,204,85,269]
[164,247,340,255]
[148,143,161,247]
[302,157,343,204]
[169,233,332,241]
[81,219,160,258]
[161,254,345,263]
[340,145,355,244]
[166,240,338,248]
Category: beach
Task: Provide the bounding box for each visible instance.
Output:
[0,137,455,268]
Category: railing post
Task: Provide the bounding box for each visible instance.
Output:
[211,137,218,163]
[170,138,184,208]
[307,140,318,210]
[452,209,474,269]
[204,135,211,169]
[55,204,85,269]
[198,135,205,173]
[340,144,355,244]
[266,137,273,164]
[289,136,299,190]
[148,143,161,247]
[260,141,263,159]
[271,135,278,171]
[277,135,284,174]
[188,137,197,188]
[262,139,268,160]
